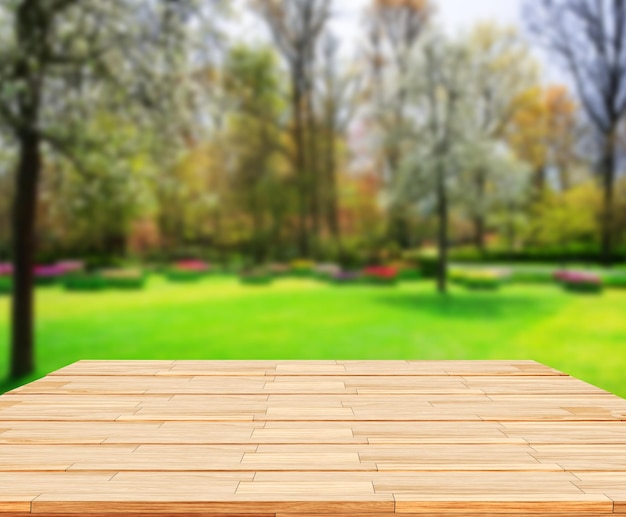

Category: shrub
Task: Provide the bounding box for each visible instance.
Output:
[363,266,398,286]
[557,271,603,293]
[35,265,66,286]
[165,260,211,282]
[314,263,341,281]
[449,268,510,290]
[174,260,211,272]
[290,259,315,277]
[602,273,626,288]
[510,268,556,284]
[100,269,146,290]
[388,262,423,282]
[337,244,366,270]
[165,268,207,282]
[56,260,85,275]
[407,249,439,279]
[63,274,107,292]
[329,271,362,285]
[449,268,468,286]
[268,263,291,277]
[0,276,11,295]
[461,271,504,290]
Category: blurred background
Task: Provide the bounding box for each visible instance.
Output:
[1,0,626,397]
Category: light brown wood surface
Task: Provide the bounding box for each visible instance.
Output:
[1,360,625,515]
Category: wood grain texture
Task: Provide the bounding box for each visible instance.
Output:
[0,360,625,515]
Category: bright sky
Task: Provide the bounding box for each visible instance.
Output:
[232,0,561,82]
[330,0,524,41]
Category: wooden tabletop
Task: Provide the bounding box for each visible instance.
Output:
[1,360,626,516]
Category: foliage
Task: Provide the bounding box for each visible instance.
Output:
[63,274,107,292]
[0,276,11,295]
[363,266,399,285]
[557,271,603,294]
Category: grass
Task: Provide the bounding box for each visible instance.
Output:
[1,274,626,398]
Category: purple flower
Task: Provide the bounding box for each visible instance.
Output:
[34,265,66,278]
[556,270,601,285]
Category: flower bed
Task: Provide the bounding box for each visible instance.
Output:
[268,263,291,278]
[34,265,66,286]
[363,266,398,286]
[314,263,341,281]
[555,271,603,293]
[56,260,85,275]
[453,269,506,290]
[388,262,422,282]
[100,268,146,290]
[0,263,13,276]
[166,260,211,282]
[329,271,362,285]
[290,259,315,277]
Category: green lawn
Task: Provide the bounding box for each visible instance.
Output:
[1,275,625,398]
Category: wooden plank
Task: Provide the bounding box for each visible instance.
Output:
[1,360,625,515]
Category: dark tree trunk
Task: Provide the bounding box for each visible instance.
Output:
[558,163,570,192]
[325,124,341,244]
[473,214,486,256]
[600,133,616,267]
[436,165,448,295]
[473,169,487,255]
[534,166,546,198]
[307,116,321,256]
[389,208,411,249]
[292,71,309,258]
[11,130,41,379]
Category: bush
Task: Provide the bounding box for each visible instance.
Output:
[388,262,422,282]
[0,276,11,295]
[100,269,146,290]
[35,265,66,286]
[510,268,556,284]
[462,272,503,291]
[337,243,367,270]
[363,266,398,286]
[557,271,603,294]
[64,274,107,292]
[397,268,423,282]
[314,263,341,281]
[404,249,439,279]
[165,268,207,282]
[602,273,626,288]
[268,263,291,278]
[290,259,316,277]
[165,260,211,282]
[449,268,510,290]
[329,271,363,285]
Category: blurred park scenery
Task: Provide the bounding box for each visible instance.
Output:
[2,0,626,397]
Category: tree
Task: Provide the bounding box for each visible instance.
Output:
[463,23,539,254]
[0,0,213,380]
[254,0,332,257]
[397,33,473,294]
[525,0,626,266]
[317,32,362,247]
[507,84,579,197]
[222,45,289,263]
[363,0,433,248]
